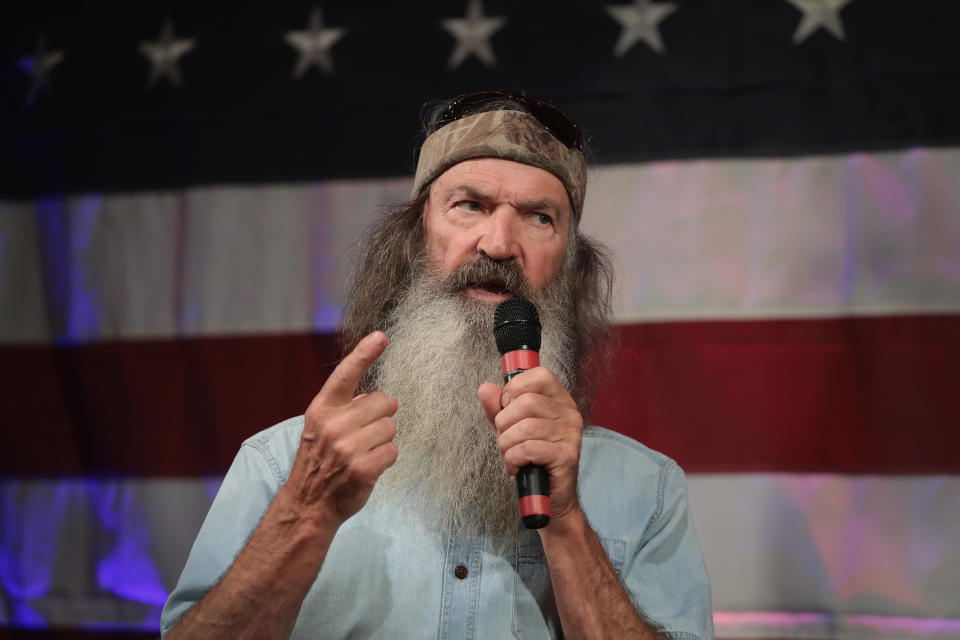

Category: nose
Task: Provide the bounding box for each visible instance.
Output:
[476,207,520,261]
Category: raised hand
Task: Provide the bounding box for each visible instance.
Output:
[286,331,399,526]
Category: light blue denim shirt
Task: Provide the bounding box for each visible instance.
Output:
[161,418,713,639]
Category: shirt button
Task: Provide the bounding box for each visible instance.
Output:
[454,565,468,580]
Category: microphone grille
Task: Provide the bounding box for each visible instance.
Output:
[494,298,541,354]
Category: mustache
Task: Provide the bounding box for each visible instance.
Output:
[440,255,535,299]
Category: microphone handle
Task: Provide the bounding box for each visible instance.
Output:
[503,368,551,529]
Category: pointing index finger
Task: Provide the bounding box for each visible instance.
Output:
[318,331,388,405]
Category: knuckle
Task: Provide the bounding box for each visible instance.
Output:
[382,418,397,438]
[305,403,325,424]
[517,418,540,439]
[367,390,389,403]
[530,367,551,384]
[312,419,338,445]
[345,457,366,478]
[363,391,395,415]
[329,437,352,459]
[561,443,580,466]
[525,394,551,415]
[505,394,529,414]
[384,442,399,463]
[331,367,351,388]
[508,419,528,441]
[515,440,534,459]
[321,413,347,437]
[351,349,377,371]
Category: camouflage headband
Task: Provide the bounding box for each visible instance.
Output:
[412,110,588,223]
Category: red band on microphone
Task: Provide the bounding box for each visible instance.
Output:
[501,350,540,375]
[519,494,551,518]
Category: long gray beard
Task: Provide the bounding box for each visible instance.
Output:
[369,266,577,540]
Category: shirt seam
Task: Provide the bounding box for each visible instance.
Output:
[645,458,675,533]
[241,439,283,489]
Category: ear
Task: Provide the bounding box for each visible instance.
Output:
[420,189,433,240]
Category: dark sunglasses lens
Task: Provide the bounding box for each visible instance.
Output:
[528,103,582,150]
[440,91,582,150]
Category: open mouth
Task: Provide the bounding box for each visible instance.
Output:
[468,279,510,295]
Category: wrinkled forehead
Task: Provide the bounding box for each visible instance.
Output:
[428,158,571,218]
[412,110,587,224]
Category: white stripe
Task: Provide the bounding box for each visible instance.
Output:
[2,148,958,343]
[687,473,960,637]
[2,473,958,636]
[582,147,960,324]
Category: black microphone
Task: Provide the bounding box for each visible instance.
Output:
[493,298,550,529]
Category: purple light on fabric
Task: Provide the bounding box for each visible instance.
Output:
[313,302,341,330]
[9,602,48,628]
[203,476,223,502]
[783,474,933,607]
[840,155,861,305]
[0,482,70,601]
[76,620,161,632]
[309,200,343,332]
[17,57,35,75]
[35,195,104,344]
[90,482,169,607]
[933,256,960,283]
[0,481,76,627]
[850,614,960,634]
[1,479,202,630]
[714,611,960,635]
[714,610,831,628]
[66,196,104,341]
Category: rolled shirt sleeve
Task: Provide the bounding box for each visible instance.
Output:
[579,427,714,639]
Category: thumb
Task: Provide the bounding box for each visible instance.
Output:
[477,382,503,426]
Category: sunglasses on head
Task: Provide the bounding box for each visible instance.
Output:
[437,90,584,151]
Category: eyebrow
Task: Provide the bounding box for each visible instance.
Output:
[443,184,562,213]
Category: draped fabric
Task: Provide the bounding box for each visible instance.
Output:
[2,2,959,638]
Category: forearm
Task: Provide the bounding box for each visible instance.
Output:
[540,509,664,640]
[166,486,338,640]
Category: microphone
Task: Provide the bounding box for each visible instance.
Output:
[493,298,550,529]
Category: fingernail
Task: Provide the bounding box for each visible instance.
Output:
[501,391,511,407]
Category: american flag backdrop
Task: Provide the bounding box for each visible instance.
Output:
[2,1,960,639]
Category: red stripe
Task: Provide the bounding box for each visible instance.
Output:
[1,315,958,476]
[502,350,540,374]
[592,315,960,473]
[519,494,551,518]
[0,334,341,477]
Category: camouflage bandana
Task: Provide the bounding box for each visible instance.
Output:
[412,110,588,224]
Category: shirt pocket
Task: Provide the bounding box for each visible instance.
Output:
[599,536,627,576]
[511,533,627,639]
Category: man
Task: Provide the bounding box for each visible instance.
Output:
[161,91,713,639]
